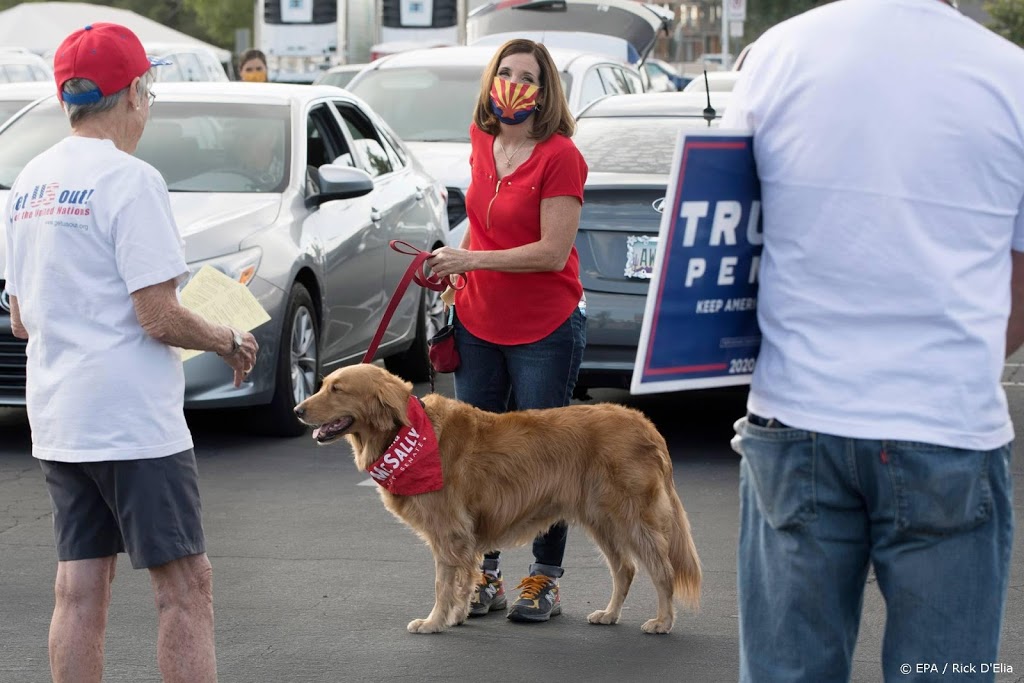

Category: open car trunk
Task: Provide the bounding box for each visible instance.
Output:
[467,0,673,64]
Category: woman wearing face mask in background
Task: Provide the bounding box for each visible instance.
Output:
[426,38,588,625]
[238,48,268,82]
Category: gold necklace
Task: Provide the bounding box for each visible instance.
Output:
[497,136,528,168]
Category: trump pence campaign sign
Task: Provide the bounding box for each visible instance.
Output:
[631,131,763,394]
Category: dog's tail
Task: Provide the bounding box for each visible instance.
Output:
[666,482,702,611]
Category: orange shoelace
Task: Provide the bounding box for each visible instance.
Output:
[513,575,552,600]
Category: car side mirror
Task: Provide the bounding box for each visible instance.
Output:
[308,165,374,206]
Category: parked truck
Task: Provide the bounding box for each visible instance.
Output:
[255,0,458,83]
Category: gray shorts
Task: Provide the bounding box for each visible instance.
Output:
[39,449,206,569]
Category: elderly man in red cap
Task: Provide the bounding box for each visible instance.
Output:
[2,23,258,683]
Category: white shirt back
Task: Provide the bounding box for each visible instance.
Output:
[4,136,193,462]
[721,0,1024,449]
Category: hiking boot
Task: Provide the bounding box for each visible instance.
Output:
[469,571,506,617]
[507,575,561,622]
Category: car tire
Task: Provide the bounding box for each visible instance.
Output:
[255,284,320,437]
[384,287,444,383]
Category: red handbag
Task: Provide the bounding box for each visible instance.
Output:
[428,307,460,373]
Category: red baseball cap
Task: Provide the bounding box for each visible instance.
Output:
[53,23,169,105]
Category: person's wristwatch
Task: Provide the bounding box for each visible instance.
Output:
[219,327,243,357]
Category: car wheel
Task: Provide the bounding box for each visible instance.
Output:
[256,284,320,437]
[384,287,445,383]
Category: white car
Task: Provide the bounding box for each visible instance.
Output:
[683,71,741,94]
[347,45,645,243]
[145,43,230,82]
[0,82,449,435]
[0,81,52,124]
[0,50,52,84]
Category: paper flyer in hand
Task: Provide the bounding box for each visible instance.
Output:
[178,266,270,361]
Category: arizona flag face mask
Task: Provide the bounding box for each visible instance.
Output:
[490,77,539,125]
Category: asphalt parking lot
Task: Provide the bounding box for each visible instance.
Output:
[1,374,1022,683]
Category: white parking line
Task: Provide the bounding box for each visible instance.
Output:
[358,478,376,487]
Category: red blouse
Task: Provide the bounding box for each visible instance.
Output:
[455,123,589,345]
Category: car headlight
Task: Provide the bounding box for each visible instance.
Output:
[181,248,261,289]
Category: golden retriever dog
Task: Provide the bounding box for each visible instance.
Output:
[294,364,701,634]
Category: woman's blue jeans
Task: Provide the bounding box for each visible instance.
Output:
[731,416,1014,682]
[453,307,586,574]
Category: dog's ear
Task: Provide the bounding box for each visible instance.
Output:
[368,376,413,432]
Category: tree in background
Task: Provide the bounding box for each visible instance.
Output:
[740,0,833,50]
[0,0,252,51]
[184,0,253,49]
[986,0,1024,46]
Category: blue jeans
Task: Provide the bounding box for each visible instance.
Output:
[454,307,586,573]
[732,416,1014,683]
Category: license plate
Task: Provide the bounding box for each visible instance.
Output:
[624,235,658,279]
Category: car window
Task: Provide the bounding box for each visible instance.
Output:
[575,116,723,175]
[310,103,354,166]
[622,68,643,94]
[379,126,408,167]
[173,53,204,82]
[335,103,395,178]
[348,66,480,143]
[598,66,629,96]
[378,129,405,170]
[578,68,606,112]
[30,65,49,81]
[155,60,185,82]
[198,53,227,81]
[307,103,355,196]
[3,64,35,84]
[320,70,358,89]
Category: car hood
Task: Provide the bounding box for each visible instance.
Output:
[467,0,673,63]
[0,190,282,269]
[171,193,283,261]
[404,141,471,192]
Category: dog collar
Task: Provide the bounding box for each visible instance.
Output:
[366,396,443,496]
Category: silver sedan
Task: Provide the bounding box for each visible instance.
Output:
[0,82,449,435]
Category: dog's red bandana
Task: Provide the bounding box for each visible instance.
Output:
[366,397,443,496]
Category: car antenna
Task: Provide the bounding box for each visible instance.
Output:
[702,69,715,127]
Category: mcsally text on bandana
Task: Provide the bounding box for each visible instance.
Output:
[366,397,443,495]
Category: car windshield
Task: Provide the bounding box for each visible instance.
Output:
[0,100,291,192]
[319,70,359,89]
[348,66,483,142]
[574,116,721,175]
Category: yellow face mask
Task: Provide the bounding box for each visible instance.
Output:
[241,70,267,83]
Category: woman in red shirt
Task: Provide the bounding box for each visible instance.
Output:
[427,39,588,625]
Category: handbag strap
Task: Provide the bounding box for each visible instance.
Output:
[361,241,465,365]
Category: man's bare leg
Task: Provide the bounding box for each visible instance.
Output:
[50,556,117,683]
[150,553,217,683]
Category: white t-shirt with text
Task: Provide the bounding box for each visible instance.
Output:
[3,136,193,462]
[721,0,1024,449]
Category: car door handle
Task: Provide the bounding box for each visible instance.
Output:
[415,185,426,201]
[370,209,382,223]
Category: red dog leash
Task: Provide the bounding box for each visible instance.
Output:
[361,240,464,365]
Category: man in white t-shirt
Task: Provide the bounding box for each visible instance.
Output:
[2,23,258,683]
[722,1,1024,681]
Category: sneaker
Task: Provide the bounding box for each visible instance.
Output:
[469,571,506,617]
[506,575,561,622]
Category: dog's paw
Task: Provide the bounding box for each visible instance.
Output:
[587,609,619,625]
[640,618,673,634]
[407,618,446,634]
